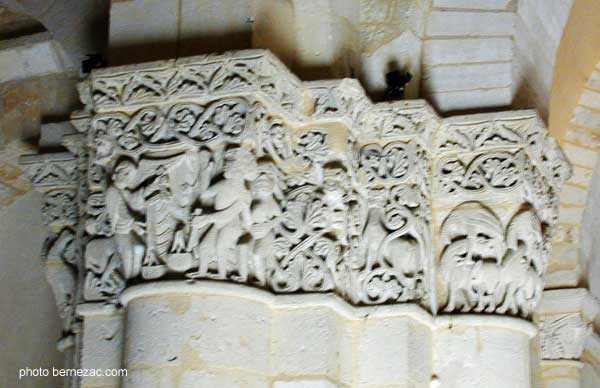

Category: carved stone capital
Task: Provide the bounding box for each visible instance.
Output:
[22,50,572,320]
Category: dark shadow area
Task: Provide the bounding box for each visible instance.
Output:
[109,32,253,67]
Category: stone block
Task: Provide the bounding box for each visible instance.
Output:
[270,307,342,377]
[20,40,65,75]
[434,323,532,388]
[572,106,600,129]
[124,294,270,373]
[553,224,580,245]
[179,0,253,57]
[558,205,585,224]
[432,0,511,9]
[587,71,600,90]
[252,0,297,67]
[545,270,579,288]
[561,142,599,168]
[564,126,600,150]
[549,245,580,272]
[423,62,512,92]
[356,317,412,386]
[559,184,590,206]
[541,361,583,388]
[108,0,179,65]
[423,37,512,66]
[178,370,269,388]
[427,87,512,112]
[580,89,600,110]
[273,380,341,388]
[0,47,26,82]
[122,367,176,388]
[517,0,573,49]
[568,166,594,187]
[80,312,124,388]
[426,11,514,37]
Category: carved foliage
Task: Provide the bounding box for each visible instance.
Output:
[85,52,303,112]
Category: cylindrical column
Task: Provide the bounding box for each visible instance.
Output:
[433,316,538,388]
[120,282,272,388]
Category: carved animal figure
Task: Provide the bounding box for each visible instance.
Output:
[469,260,501,313]
[362,190,388,271]
[440,203,506,312]
[383,236,420,291]
[441,239,475,312]
[84,237,125,301]
[497,244,543,316]
[506,210,545,274]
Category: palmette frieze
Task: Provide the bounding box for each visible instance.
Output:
[22,50,571,317]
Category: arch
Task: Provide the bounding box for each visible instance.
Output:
[546,0,600,294]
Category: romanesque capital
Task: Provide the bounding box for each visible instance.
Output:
[23,50,572,319]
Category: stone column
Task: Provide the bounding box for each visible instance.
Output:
[433,316,538,388]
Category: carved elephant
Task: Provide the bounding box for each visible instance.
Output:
[497,245,543,317]
[441,240,475,312]
[469,260,502,313]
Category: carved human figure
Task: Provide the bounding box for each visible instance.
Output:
[106,158,146,279]
[187,148,258,278]
[143,151,211,268]
[45,229,77,332]
[244,163,283,284]
[362,189,388,271]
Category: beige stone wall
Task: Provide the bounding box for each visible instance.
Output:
[548,60,600,290]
